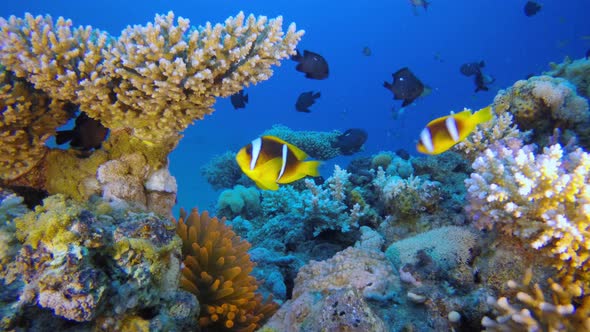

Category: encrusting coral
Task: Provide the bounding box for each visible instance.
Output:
[0,11,303,216]
[491,75,589,148]
[1,194,197,331]
[262,124,342,160]
[175,208,278,331]
[545,56,590,99]
[263,246,395,331]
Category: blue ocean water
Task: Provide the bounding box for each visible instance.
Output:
[2,1,589,214]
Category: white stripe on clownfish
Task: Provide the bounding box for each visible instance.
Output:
[420,128,434,153]
[277,144,288,181]
[445,116,460,142]
[250,137,262,170]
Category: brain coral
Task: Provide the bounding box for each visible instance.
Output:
[175,208,278,331]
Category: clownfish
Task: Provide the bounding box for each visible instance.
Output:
[236,136,321,190]
[417,106,493,155]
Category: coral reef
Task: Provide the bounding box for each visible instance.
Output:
[455,107,527,162]
[0,68,74,181]
[262,124,342,160]
[545,56,590,99]
[0,11,303,216]
[492,75,589,147]
[293,247,398,301]
[373,168,442,218]
[201,151,245,190]
[0,12,303,145]
[216,185,261,220]
[385,226,479,273]
[265,287,388,332]
[263,246,396,331]
[465,134,590,331]
[0,190,26,277]
[482,269,590,331]
[465,138,590,277]
[201,125,359,190]
[1,194,196,331]
[175,208,278,331]
[370,152,394,170]
[300,165,365,236]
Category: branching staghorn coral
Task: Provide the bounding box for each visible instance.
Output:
[465,138,590,277]
[373,167,442,217]
[0,14,110,102]
[175,208,278,331]
[1,12,303,145]
[78,12,303,144]
[0,68,75,181]
[0,12,302,215]
[482,269,590,331]
[455,107,527,162]
[301,165,364,236]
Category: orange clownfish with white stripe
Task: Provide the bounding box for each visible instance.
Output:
[417,106,493,155]
[236,136,321,190]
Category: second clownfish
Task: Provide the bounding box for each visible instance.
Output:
[417,106,493,155]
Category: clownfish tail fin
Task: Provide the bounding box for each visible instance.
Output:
[473,105,493,125]
[299,160,321,177]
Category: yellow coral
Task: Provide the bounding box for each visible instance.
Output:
[77,11,303,144]
[14,194,81,251]
[0,14,109,102]
[490,76,589,138]
[0,68,74,181]
[483,269,590,331]
[175,208,278,331]
[0,12,303,211]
